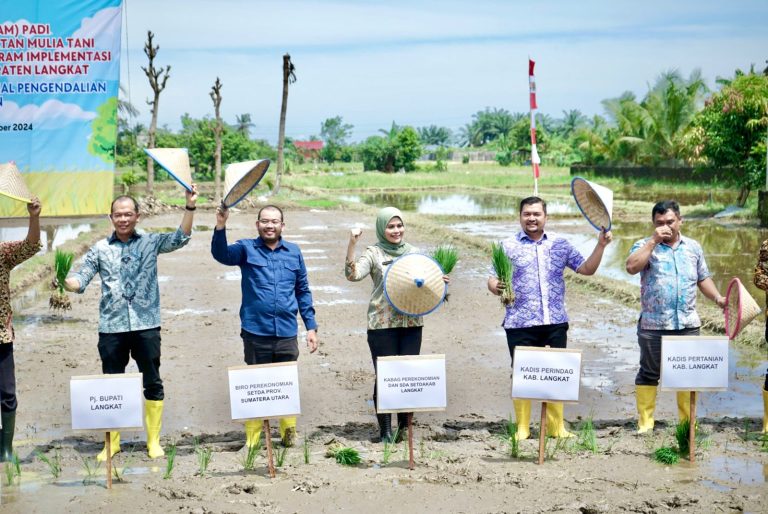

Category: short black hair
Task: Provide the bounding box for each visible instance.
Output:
[111,195,139,214]
[519,196,547,215]
[257,204,284,221]
[651,200,680,220]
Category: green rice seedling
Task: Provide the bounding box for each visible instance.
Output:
[327,445,361,466]
[276,446,288,467]
[49,249,74,312]
[36,449,62,479]
[112,448,134,482]
[490,242,514,305]
[431,244,459,274]
[11,452,20,479]
[544,435,570,460]
[653,446,679,465]
[303,438,310,465]
[575,417,599,454]
[674,420,709,456]
[4,462,15,486]
[78,453,101,485]
[163,443,177,480]
[194,439,212,476]
[381,433,399,465]
[501,415,521,458]
[240,441,262,471]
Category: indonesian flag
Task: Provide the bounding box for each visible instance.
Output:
[529,59,540,179]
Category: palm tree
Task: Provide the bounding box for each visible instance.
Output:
[235,113,254,137]
[274,54,296,195]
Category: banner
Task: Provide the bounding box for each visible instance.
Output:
[70,373,143,431]
[0,0,122,217]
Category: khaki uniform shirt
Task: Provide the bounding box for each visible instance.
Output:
[0,238,42,343]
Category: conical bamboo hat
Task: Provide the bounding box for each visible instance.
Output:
[144,148,192,191]
[724,277,761,340]
[222,159,270,208]
[571,176,613,231]
[0,162,32,203]
[384,253,446,316]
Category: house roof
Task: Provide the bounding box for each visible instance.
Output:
[293,141,324,150]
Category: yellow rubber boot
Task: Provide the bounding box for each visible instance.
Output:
[636,385,657,434]
[145,400,165,459]
[279,417,297,447]
[96,431,120,462]
[245,420,263,448]
[762,388,768,434]
[513,399,531,441]
[546,402,574,438]
[676,391,691,423]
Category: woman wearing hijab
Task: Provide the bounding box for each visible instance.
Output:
[345,207,434,443]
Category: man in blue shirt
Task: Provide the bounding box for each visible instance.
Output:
[64,187,198,461]
[211,204,318,448]
[626,200,725,434]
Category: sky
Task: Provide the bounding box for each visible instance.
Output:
[119,0,768,143]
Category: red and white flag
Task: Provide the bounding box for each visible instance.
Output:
[529,59,541,186]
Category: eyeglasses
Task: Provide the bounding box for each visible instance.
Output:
[258,219,283,226]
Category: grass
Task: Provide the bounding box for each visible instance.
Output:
[112,448,135,482]
[4,457,20,486]
[381,429,400,465]
[575,417,599,454]
[36,449,62,479]
[327,445,361,466]
[544,435,570,460]
[194,439,213,476]
[303,438,310,465]
[240,441,262,471]
[431,243,459,274]
[78,453,101,485]
[276,446,289,467]
[501,415,521,458]
[653,446,680,465]
[163,443,177,480]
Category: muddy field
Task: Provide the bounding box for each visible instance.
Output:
[1,208,766,513]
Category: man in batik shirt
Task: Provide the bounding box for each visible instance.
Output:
[753,238,768,433]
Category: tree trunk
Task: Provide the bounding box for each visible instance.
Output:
[736,186,750,207]
[211,78,223,204]
[275,54,293,196]
[147,91,159,195]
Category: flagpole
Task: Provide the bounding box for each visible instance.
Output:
[529,58,540,196]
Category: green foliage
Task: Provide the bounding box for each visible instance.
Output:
[360,123,422,172]
[575,418,599,454]
[417,125,453,145]
[303,438,310,464]
[461,154,470,164]
[163,443,177,479]
[194,439,212,476]
[4,454,21,486]
[54,249,74,293]
[88,97,118,164]
[79,453,101,485]
[276,446,288,467]
[327,445,361,466]
[653,446,679,465]
[502,415,521,458]
[491,242,514,305]
[241,441,262,471]
[431,244,458,274]
[36,449,62,479]
[119,169,142,192]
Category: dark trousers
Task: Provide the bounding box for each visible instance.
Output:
[504,323,568,368]
[635,325,700,386]
[98,328,163,400]
[240,330,299,365]
[367,327,422,405]
[0,344,17,413]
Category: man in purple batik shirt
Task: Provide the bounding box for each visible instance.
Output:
[488,196,612,441]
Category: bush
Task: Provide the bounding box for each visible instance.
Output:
[461,154,470,164]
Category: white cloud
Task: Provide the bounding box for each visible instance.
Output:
[0,100,96,130]
[72,6,122,54]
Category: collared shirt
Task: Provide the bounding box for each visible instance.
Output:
[495,231,585,329]
[211,229,317,337]
[630,234,711,330]
[755,238,768,293]
[0,238,42,343]
[345,245,424,330]
[71,228,191,333]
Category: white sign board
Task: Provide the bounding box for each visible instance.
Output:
[660,336,729,391]
[376,354,447,413]
[511,347,582,402]
[228,362,301,420]
[70,374,144,431]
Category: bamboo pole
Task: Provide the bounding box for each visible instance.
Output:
[264,420,276,478]
[689,391,697,464]
[538,402,547,465]
[408,413,414,470]
[105,431,112,489]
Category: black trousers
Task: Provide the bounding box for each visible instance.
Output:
[504,322,568,368]
[0,344,17,413]
[367,327,422,405]
[635,325,700,386]
[98,328,163,400]
[240,330,299,365]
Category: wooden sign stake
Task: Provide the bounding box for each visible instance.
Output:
[408,413,414,470]
[105,431,113,489]
[264,420,276,478]
[538,402,548,465]
[689,391,697,463]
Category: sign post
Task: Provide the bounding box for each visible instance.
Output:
[376,355,447,470]
[228,362,301,478]
[661,336,729,463]
[511,347,582,465]
[70,373,144,488]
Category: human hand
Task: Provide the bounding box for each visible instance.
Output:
[185,183,198,208]
[715,295,726,309]
[442,275,450,285]
[216,205,229,227]
[27,196,41,217]
[652,225,672,244]
[349,228,362,244]
[598,229,613,247]
[306,329,318,353]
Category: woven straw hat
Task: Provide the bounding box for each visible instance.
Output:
[571,176,613,231]
[144,148,193,191]
[724,277,761,340]
[384,253,446,316]
[222,159,271,208]
[0,162,32,203]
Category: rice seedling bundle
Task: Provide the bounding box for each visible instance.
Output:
[491,242,514,305]
[49,249,74,312]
